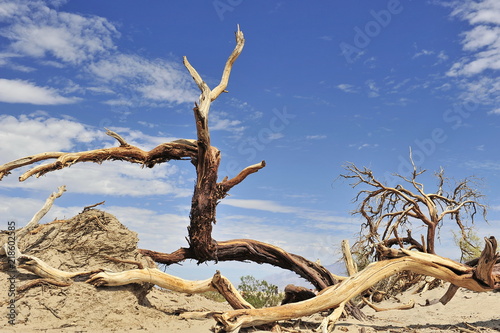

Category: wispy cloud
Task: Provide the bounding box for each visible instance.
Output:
[336,83,358,93]
[0,0,118,65]
[413,49,434,58]
[222,199,298,213]
[210,111,246,134]
[349,143,379,150]
[0,78,79,104]
[462,160,500,171]
[306,135,327,140]
[365,79,379,97]
[447,0,500,77]
[0,0,197,107]
[0,114,192,197]
[221,198,358,225]
[318,35,332,41]
[88,54,198,105]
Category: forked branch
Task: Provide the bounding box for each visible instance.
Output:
[0,129,198,181]
[341,155,486,256]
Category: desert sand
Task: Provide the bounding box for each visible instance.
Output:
[1,209,499,332]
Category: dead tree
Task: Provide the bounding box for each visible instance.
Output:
[0,26,336,291]
[340,155,487,259]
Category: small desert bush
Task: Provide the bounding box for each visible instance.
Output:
[238,275,283,308]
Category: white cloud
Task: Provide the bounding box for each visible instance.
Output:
[0,78,79,104]
[306,135,327,140]
[222,199,298,213]
[221,198,359,226]
[88,54,198,105]
[413,49,434,58]
[447,0,500,76]
[318,35,332,41]
[487,108,500,115]
[357,143,379,150]
[336,83,357,93]
[0,113,103,160]
[450,0,500,25]
[210,111,245,134]
[0,0,118,64]
[0,114,192,197]
[365,79,379,97]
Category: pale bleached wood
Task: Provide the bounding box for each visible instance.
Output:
[17,254,96,282]
[218,161,266,197]
[14,250,252,310]
[317,300,346,333]
[18,185,66,239]
[213,250,498,332]
[341,239,357,276]
[86,267,252,310]
[210,25,245,102]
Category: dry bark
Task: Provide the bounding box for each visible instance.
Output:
[213,239,500,332]
[140,238,338,291]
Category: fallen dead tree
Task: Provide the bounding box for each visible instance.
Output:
[212,240,500,332]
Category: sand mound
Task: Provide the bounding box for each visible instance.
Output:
[1,209,231,332]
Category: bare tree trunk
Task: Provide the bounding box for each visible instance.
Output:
[427,223,437,254]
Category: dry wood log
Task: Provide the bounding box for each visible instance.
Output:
[140,238,338,291]
[17,254,98,282]
[212,241,500,332]
[281,285,316,305]
[86,267,252,310]
[12,247,252,311]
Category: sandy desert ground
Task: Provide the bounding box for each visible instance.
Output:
[0,277,499,333]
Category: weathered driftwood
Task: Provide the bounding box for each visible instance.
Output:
[17,254,97,282]
[11,246,252,310]
[212,239,500,332]
[281,285,316,305]
[341,239,358,277]
[86,268,251,309]
[0,135,198,181]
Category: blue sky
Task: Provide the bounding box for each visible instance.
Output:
[1,0,499,285]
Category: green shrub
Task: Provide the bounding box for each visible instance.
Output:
[238,275,283,308]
